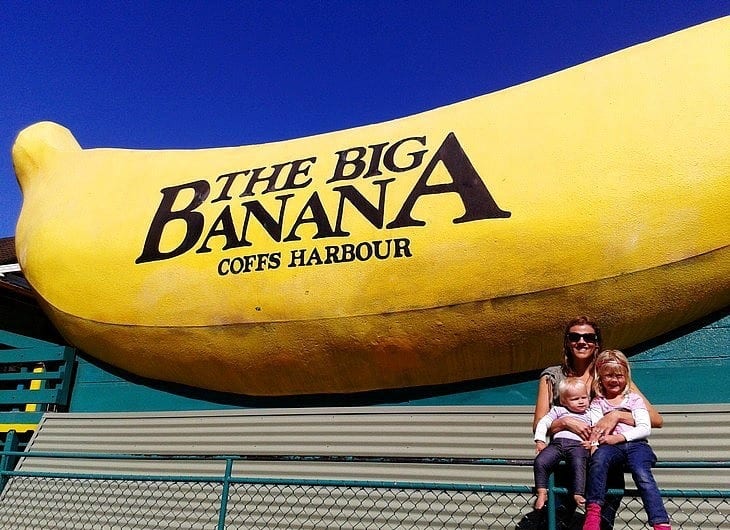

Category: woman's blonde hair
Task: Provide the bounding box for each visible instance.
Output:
[593,349,632,398]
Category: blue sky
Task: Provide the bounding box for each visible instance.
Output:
[1,2,728,238]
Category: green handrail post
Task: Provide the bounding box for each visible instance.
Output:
[546,472,557,530]
[0,430,19,491]
[217,456,234,530]
[54,347,76,408]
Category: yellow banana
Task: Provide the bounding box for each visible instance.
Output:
[13,17,730,396]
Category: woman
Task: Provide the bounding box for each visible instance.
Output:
[532,316,663,529]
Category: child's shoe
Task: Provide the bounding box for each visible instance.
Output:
[515,507,546,529]
[582,503,601,530]
[653,524,672,530]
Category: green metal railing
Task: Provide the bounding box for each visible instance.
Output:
[0,448,726,529]
[0,331,75,431]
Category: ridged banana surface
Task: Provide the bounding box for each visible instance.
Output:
[13,17,730,396]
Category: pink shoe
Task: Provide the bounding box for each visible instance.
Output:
[653,525,672,530]
[582,503,601,530]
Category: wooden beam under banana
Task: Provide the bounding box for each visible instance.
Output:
[13,17,730,396]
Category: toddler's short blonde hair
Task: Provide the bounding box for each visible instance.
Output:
[557,377,588,405]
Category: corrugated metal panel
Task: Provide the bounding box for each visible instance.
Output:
[15,404,730,489]
[24,406,532,457]
[19,406,535,485]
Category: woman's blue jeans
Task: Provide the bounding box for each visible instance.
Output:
[586,440,669,526]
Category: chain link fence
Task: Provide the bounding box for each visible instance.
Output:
[227,483,534,529]
[0,452,727,529]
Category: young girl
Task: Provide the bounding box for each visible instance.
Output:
[582,350,671,530]
[533,378,602,510]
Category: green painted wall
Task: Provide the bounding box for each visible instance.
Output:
[67,308,730,412]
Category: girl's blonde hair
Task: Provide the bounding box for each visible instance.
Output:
[593,349,632,398]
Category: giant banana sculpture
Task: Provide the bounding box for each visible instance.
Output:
[13,17,730,396]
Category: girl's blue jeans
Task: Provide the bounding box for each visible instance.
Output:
[586,440,669,525]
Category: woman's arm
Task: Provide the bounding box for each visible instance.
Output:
[631,383,663,428]
[599,408,651,445]
[532,376,553,432]
[593,409,632,433]
[592,384,663,434]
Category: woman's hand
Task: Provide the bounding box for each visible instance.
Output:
[598,433,625,446]
[593,410,623,434]
[552,416,592,440]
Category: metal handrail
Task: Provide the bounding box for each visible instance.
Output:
[0,449,727,530]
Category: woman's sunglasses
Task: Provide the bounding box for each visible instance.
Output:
[566,332,598,344]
